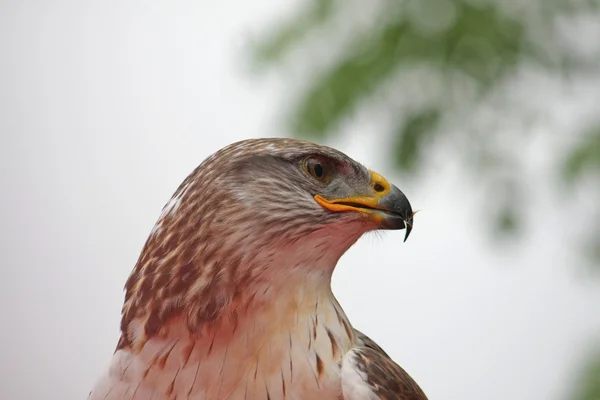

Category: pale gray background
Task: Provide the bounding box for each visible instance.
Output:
[1,1,600,400]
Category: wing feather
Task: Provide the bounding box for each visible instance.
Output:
[341,330,428,400]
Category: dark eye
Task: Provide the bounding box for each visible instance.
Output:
[303,157,329,182]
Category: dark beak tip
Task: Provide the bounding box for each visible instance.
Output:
[403,221,412,242]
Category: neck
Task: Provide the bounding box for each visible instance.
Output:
[109,259,356,400]
[119,223,363,350]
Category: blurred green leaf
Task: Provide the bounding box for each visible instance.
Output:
[442,3,524,84]
[586,236,600,266]
[494,204,520,236]
[393,108,441,171]
[253,0,336,65]
[563,127,600,183]
[290,16,412,136]
[572,349,600,400]
[287,2,528,136]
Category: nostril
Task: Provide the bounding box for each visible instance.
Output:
[373,183,385,192]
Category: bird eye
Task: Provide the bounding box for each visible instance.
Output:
[303,157,329,182]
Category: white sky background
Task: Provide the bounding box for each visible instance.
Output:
[1,1,600,400]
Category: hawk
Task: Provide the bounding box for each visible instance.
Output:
[89,138,427,400]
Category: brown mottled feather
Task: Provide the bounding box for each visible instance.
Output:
[352,330,428,400]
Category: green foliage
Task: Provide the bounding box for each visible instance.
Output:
[572,348,600,400]
[255,0,336,65]
[260,1,532,138]
[253,0,600,137]
[496,207,519,233]
[439,3,524,83]
[562,127,600,264]
[563,127,600,183]
[393,108,440,171]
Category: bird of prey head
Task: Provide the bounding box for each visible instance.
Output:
[89,138,426,400]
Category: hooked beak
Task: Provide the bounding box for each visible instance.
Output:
[314,171,415,241]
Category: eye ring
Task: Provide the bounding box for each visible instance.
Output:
[303,157,329,183]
